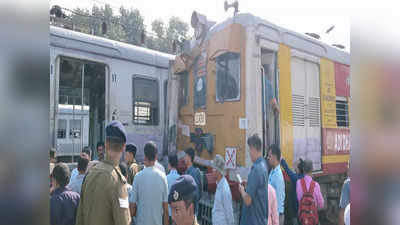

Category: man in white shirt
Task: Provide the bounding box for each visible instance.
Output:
[155,159,166,174]
[131,141,169,225]
[143,157,166,174]
[211,154,234,225]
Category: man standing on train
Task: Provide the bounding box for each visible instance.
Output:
[264,68,280,147]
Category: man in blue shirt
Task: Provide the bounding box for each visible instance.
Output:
[267,144,285,225]
[263,69,280,148]
[238,134,269,225]
[265,73,280,118]
[50,163,80,225]
[68,157,89,194]
[184,148,202,215]
[70,147,91,182]
[167,154,180,224]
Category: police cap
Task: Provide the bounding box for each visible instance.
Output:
[168,175,197,204]
[105,120,127,142]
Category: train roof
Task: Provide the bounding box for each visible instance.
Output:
[50,25,175,69]
[205,13,350,65]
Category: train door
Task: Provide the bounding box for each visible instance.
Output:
[54,56,107,162]
[291,56,322,170]
[261,48,280,154]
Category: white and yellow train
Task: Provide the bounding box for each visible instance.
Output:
[170,11,350,224]
[49,9,350,224]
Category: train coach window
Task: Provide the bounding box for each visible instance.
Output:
[57,119,67,139]
[216,52,240,102]
[132,77,159,125]
[69,119,81,139]
[336,98,349,127]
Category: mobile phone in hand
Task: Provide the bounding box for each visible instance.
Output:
[236,174,242,184]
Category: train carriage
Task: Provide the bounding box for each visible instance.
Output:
[170,11,350,225]
[49,10,350,224]
[50,25,174,163]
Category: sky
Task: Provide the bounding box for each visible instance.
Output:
[50,0,351,51]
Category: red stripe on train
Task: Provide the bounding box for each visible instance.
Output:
[322,162,348,175]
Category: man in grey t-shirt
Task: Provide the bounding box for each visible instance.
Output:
[131,141,169,225]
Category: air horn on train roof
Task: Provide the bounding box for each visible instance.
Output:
[224,0,239,16]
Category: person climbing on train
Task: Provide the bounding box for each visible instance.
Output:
[280,157,305,225]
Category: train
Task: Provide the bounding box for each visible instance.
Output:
[168,11,350,225]
[50,25,174,163]
[49,8,350,225]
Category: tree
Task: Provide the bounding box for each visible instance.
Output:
[52,5,190,54]
[107,19,127,42]
[146,19,168,52]
[166,16,189,42]
[152,19,165,38]
[119,7,146,45]
[90,5,102,35]
[146,16,190,54]
[68,7,92,33]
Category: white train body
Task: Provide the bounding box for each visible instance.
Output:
[50,25,174,162]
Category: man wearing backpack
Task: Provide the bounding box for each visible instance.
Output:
[296,160,324,225]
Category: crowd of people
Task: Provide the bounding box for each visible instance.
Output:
[49,121,350,225]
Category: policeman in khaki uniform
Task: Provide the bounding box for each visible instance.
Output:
[168,175,200,225]
[76,120,131,225]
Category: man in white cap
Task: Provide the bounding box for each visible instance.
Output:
[211,154,234,225]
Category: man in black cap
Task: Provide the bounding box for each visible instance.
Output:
[76,120,131,225]
[169,175,199,225]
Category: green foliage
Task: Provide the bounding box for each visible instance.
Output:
[146,16,190,54]
[151,19,165,38]
[166,16,189,41]
[63,4,191,54]
[119,7,145,45]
